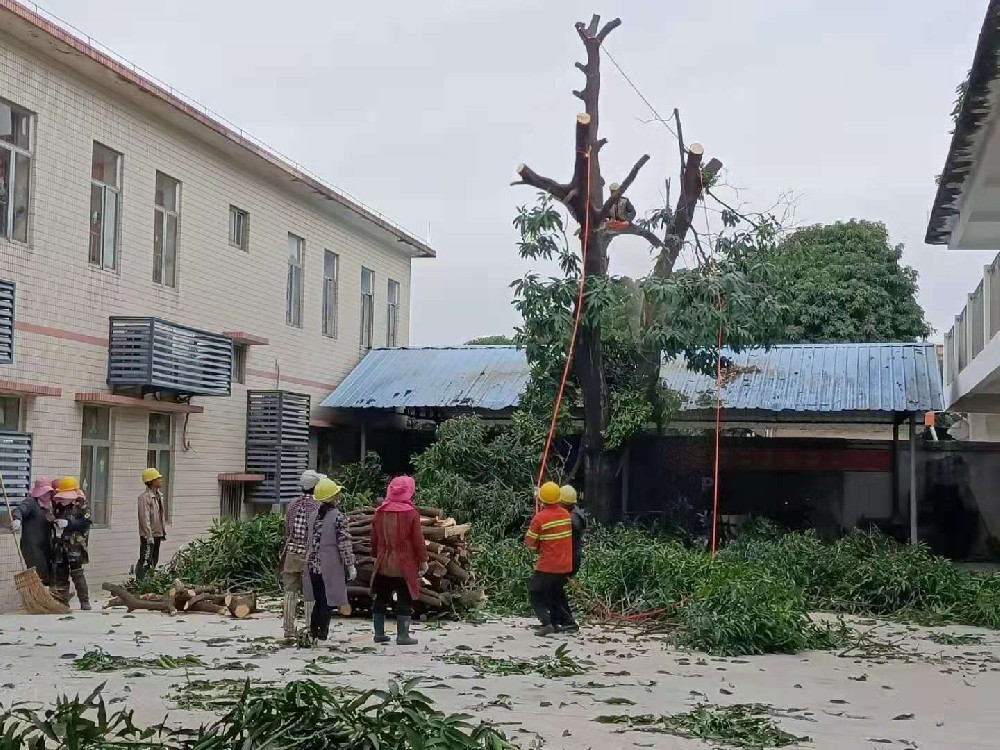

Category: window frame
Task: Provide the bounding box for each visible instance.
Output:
[80,406,112,527]
[0,395,21,431]
[229,205,249,252]
[360,267,375,349]
[153,171,180,288]
[0,98,33,245]
[322,250,339,338]
[232,343,248,385]
[89,142,122,271]
[386,279,400,347]
[286,233,305,328]
[147,412,173,523]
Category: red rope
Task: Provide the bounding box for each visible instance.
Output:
[535,149,592,508]
[710,290,724,556]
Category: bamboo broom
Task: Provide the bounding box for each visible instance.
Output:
[1,472,70,615]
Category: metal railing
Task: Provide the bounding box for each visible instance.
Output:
[944,251,1000,382]
[971,280,985,359]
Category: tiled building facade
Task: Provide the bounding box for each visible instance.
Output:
[0,0,432,606]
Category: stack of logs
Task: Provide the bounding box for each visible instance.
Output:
[346,505,484,613]
[102,581,258,619]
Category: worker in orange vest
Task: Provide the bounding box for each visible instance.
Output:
[524,481,573,636]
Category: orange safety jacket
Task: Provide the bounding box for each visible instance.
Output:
[524,505,573,574]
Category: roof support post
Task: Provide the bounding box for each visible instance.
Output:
[909,415,918,545]
[891,418,900,518]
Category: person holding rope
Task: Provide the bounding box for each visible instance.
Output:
[552,484,587,633]
[525,481,573,637]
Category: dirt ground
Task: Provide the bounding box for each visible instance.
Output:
[0,606,998,749]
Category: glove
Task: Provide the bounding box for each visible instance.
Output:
[418,562,428,577]
[55,519,69,529]
[347,565,357,582]
[10,519,20,532]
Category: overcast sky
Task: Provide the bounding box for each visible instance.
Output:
[38,0,991,345]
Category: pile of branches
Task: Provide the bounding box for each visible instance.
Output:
[104,580,258,619]
[345,505,485,614]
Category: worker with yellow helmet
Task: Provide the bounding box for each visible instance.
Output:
[136,467,167,579]
[49,476,92,609]
[524,481,574,636]
[552,484,587,633]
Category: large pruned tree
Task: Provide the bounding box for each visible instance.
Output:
[512,14,787,522]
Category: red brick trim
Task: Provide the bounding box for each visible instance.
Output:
[0,379,61,397]
[246,368,338,392]
[218,472,264,483]
[74,393,204,414]
[15,321,108,348]
[224,331,270,346]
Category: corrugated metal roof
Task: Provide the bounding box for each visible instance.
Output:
[320,346,530,411]
[321,343,944,416]
[660,343,945,415]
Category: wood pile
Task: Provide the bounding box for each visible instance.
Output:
[102,581,258,619]
[345,505,484,613]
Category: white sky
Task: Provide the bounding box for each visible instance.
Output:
[36,0,992,345]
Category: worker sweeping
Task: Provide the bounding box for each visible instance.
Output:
[136,468,167,579]
[524,481,573,636]
[370,475,427,646]
[49,477,92,610]
[552,484,587,633]
[280,469,325,639]
[302,477,355,642]
[9,477,55,586]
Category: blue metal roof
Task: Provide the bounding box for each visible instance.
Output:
[321,343,944,417]
[320,346,530,411]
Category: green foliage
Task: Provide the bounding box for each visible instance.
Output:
[130,513,285,595]
[73,649,204,672]
[443,643,587,678]
[335,451,390,511]
[773,220,931,343]
[0,679,517,749]
[595,703,809,747]
[464,335,515,346]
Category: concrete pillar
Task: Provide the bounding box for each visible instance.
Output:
[909,416,918,545]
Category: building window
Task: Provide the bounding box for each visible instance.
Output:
[233,343,248,385]
[286,233,304,327]
[147,413,173,520]
[153,171,180,287]
[229,205,249,251]
[323,250,339,338]
[0,395,20,431]
[0,99,32,244]
[360,267,374,349]
[89,142,122,270]
[387,279,400,347]
[220,483,243,520]
[80,406,111,526]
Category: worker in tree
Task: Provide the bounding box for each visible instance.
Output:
[552,484,587,633]
[280,469,325,639]
[50,477,92,610]
[136,468,167,579]
[525,481,573,636]
[606,182,636,231]
[302,477,355,642]
[9,477,55,586]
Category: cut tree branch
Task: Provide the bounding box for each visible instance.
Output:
[604,222,663,248]
[513,164,572,204]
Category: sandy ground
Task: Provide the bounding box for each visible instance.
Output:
[0,605,998,749]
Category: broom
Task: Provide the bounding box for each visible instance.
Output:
[1,472,70,614]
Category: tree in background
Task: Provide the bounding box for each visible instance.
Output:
[774,221,931,343]
[464,335,515,346]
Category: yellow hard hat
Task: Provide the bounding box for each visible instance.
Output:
[142,467,163,484]
[560,485,578,504]
[314,477,344,503]
[538,481,562,505]
[55,476,80,494]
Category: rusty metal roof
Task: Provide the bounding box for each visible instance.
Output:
[320,346,530,411]
[321,343,943,418]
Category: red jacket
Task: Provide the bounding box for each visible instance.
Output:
[525,505,573,574]
[371,507,427,599]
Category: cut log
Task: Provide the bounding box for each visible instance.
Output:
[444,524,470,540]
[427,561,448,578]
[185,601,228,615]
[225,593,256,619]
[101,583,175,614]
[447,561,472,584]
[416,506,446,519]
[186,592,227,610]
[459,588,486,606]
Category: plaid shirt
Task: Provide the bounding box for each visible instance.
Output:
[285,495,318,557]
[307,509,355,575]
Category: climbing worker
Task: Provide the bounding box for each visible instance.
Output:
[370,475,427,646]
[50,477,92,610]
[9,477,55,585]
[280,469,325,639]
[302,477,355,642]
[605,182,637,231]
[136,467,167,579]
[552,484,588,634]
[524,481,573,636]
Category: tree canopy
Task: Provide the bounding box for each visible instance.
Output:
[464,335,515,346]
[774,221,931,344]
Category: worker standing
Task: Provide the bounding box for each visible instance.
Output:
[552,484,587,633]
[136,468,167,579]
[302,477,355,642]
[9,478,55,585]
[280,470,324,639]
[50,477,92,610]
[524,481,573,636]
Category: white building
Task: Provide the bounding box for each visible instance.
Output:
[0,0,433,606]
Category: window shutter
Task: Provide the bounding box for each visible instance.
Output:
[0,280,15,365]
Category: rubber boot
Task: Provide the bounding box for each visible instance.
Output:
[282,591,299,638]
[395,616,418,646]
[71,568,91,611]
[373,613,391,644]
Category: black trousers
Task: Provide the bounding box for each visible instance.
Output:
[552,576,577,628]
[528,571,568,627]
[371,574,413,617]
[309,572,333,639]
[136,537,163,579]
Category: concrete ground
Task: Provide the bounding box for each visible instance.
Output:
[0,605,998,749]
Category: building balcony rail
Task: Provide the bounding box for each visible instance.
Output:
[944,252,1000,390]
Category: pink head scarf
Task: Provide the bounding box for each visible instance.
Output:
[379,475,416,513]
[29,477,55,511]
